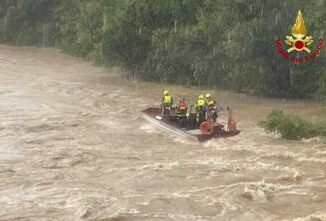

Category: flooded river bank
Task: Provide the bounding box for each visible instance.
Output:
[0,46,325,221]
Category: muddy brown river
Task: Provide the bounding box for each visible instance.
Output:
[0,46,325,221]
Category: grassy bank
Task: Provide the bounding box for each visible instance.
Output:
[259,110,326,140]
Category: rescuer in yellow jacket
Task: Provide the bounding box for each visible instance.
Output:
[205,93,218,122]
[161,90,174,117]
[195,94,206,123]
[205,94,216,109]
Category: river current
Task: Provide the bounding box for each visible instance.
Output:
[0,46,325,221]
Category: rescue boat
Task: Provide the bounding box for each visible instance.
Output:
[142,106,240,142]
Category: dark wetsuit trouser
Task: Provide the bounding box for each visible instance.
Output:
[196,107,206,123]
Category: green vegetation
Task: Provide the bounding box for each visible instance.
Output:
[0,0,326,99]
[259,110,326,140]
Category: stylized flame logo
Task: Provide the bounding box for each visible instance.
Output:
[285,10,313,53]
[291,10,307,38]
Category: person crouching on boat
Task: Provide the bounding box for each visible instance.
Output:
[195,94,206,124]
[161,90,174,118]
[205,93,218,122]
[176,97,188,127]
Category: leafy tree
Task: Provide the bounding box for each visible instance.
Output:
[0,0,325,99]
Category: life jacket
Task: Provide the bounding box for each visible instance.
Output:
[163,95,172,105]
[206,99,216,109]
[177,101,188,110]
[196,99,206,108]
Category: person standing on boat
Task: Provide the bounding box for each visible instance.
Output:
[176,97,188,117]
[195,94,206,124]
[205,93,218,122]
[161,90,174,117]
[176,97,188,127]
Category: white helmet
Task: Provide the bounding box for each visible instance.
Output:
[205,93,211,99]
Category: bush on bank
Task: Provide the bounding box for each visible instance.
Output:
[0,0,326,100]
[259,110,326,140]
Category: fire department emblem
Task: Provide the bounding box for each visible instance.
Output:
[285,10,313,53]
[275,10,324,63]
